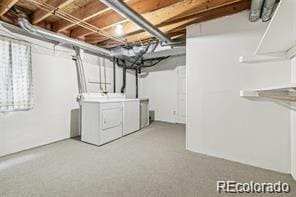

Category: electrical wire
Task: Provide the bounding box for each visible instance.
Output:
[26,0,127,45]
[129,42,151,68]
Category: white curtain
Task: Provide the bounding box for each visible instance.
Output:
[0,36,33,112]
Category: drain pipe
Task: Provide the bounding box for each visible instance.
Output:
[16,16,112,57]
[120,59,127,93]
[100,0,174,45]
[135,68,138,98]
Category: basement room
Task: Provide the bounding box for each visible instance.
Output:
[1,0,296,196]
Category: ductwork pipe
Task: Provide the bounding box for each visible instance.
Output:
[73,47,88,94]
[17,17,112,57]
[100,0,174,45]
[249,0,265,22]
[262,0,277,22]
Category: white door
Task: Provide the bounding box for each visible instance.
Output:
[177,66,186,124]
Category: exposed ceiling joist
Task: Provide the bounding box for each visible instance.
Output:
[160,0,249,27]
[86,18,190,45]
[52,0,109,32]
[95,0,250,48]
[0,0,252,49]
[0,0,18,17]
[97,19,192,48]
[70,0,182,38]
[31,0,74,24]
[83,0,240,45]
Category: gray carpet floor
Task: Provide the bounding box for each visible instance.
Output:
[0,121,296,197]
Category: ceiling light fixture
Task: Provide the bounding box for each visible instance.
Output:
[115,23,123,35]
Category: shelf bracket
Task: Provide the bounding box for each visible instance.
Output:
[258,92,296,102]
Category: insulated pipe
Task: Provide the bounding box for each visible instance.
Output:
[249,0,265,22]
[17,17,112,57]
[99,0,173,45]
[262,0,277,22]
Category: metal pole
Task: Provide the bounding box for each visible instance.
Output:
[113,57,116,92]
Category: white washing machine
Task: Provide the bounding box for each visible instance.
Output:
[122,99,140,136]
[80,93,140,145]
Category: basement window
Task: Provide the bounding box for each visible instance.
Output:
[0,36,33,112]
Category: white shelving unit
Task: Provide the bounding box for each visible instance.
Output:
[239,55,286,64]
[239,0,296,182]
[240,84,296,102]
[256,0,296,58]
[239,0,296,63]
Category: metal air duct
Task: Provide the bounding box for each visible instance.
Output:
[249,0,265,22]
[261,0,277,22]
[16,17,112,57]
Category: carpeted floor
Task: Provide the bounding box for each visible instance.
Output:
[0,121,295,197]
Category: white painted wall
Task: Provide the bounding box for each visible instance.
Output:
[0,51,79,157]
[139,55,185,123]
[290,58,296,179]
[186,11,291,173]
[0,28,135,157]
[83,53,136,98]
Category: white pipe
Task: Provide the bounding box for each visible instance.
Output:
[73,47,88,93]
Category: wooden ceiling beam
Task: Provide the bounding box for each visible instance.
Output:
[121,18,196,44]
[97,18,195,48]
[159,0,250,27]
[81,0,241,44]
[31,0,74,24]
[70,0,183,38]
[167,29,186,37]
[0,0,18,17]
[97,0,250,48]
[100,31,186,48]
[52,0,114,33]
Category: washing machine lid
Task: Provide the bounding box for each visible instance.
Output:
[80,93,126,102]
[123,98,140,102]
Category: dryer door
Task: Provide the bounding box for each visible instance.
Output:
[100,102,123,145]
[102,107,122,130]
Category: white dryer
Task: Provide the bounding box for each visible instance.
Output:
[80,93,123,146]
[79,93,140,146]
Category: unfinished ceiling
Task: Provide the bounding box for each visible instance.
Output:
[0,0,251,48]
